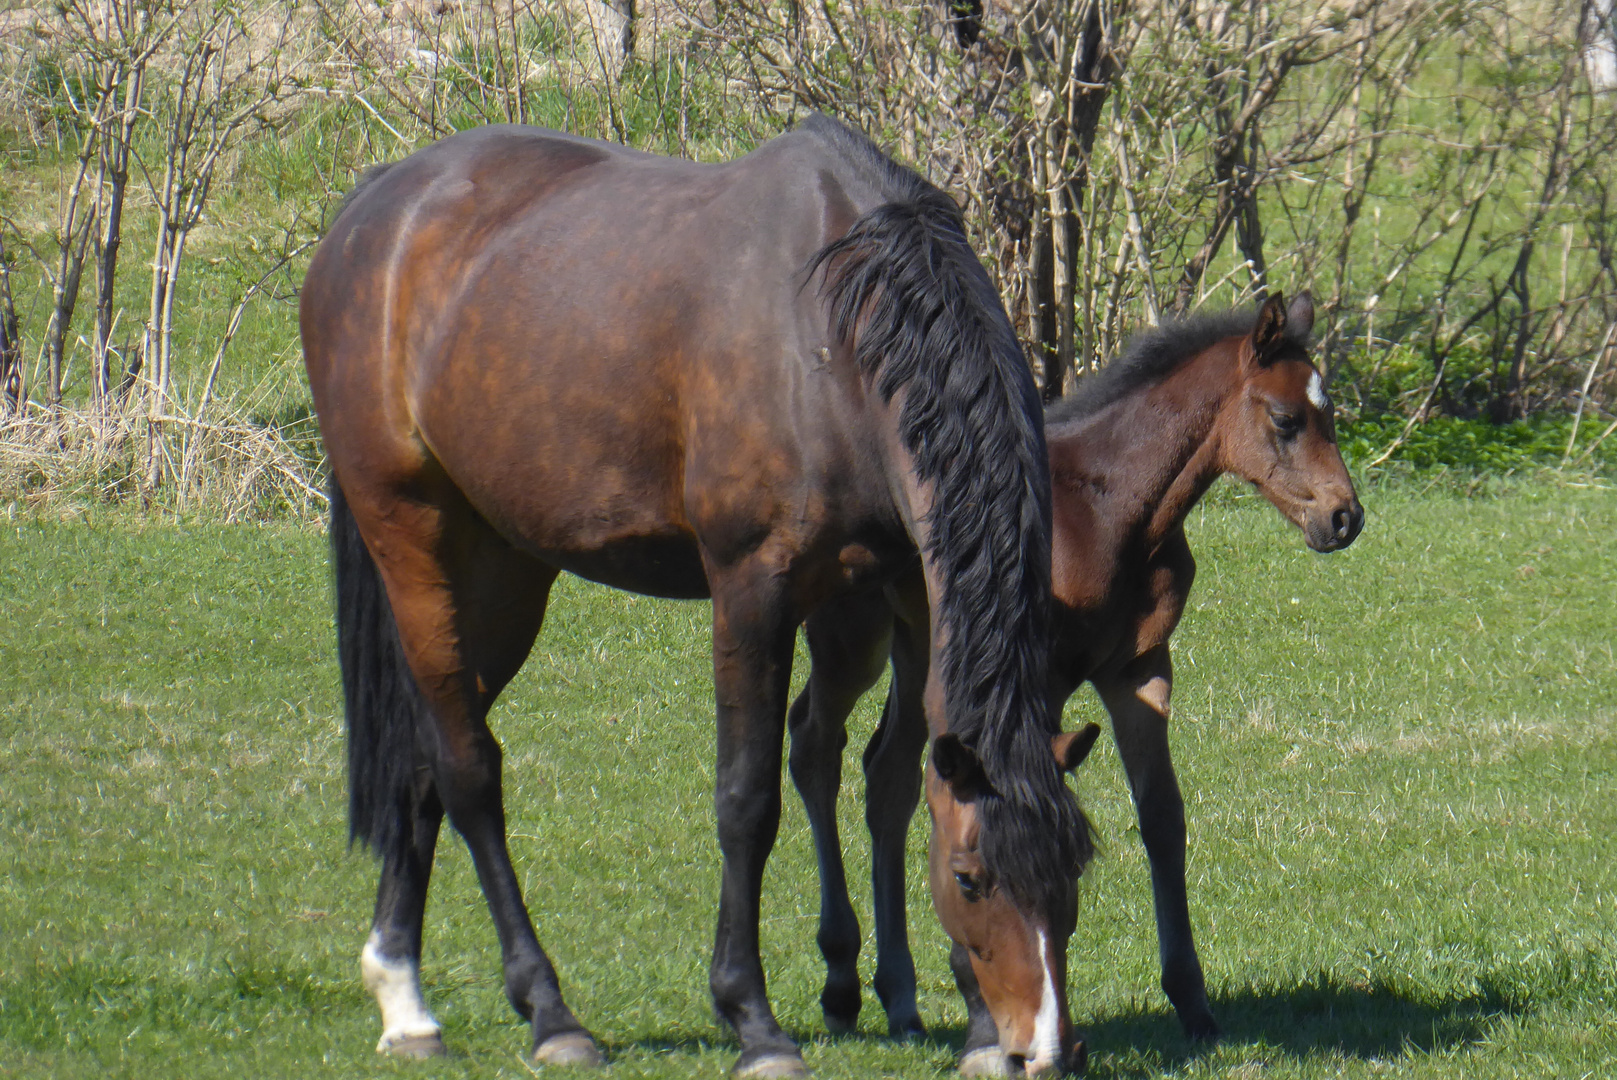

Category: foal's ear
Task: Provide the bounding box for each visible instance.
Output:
[1287,290,1315,340]
[1251,292,1289,364]
[1052,723,1102,772]
[933,733,994,799]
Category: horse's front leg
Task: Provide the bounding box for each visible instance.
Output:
[708,565,807,1077]
[1094,645,1219,1041]
[787,593,895,1034]
[861,613,930,1040]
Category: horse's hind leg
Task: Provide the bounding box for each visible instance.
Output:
[333,479,450,1056]
[338,477,596,1063]
[361,773,445,1057]
[786,593,895,1035]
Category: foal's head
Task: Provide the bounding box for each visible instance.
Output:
[1217,292,1364,551]
[926,723,1102,1075]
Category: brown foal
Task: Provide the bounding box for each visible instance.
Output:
[787,291,1364,1068]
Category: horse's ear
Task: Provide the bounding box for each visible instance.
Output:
[1052,723,1102,772]
[933,733,994,799]
[1287,290,1315,340]
[1251,292,1288,365]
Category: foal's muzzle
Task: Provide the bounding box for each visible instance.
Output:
[1307,498,1364,552]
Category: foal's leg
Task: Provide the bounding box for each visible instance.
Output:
[706,562,806,1077]
[352,485,599,1063]
[1094,645,1219,1041]
[861,615,930,1039]
[786,594,894,1034]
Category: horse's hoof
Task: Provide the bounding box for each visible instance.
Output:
[734,1052,810,1079]
[823,1012,858,1036]
[958,1046,1010,1078]
[379,1031,447,1059]
[532,1032,604,1067]
[888,1015,927,1042]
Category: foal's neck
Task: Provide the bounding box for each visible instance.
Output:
[1050,345,1239,554]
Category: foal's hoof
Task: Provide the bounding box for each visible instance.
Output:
[379,1031,447,1058]
[734,1052,810,1079]
[532,1032,604,1067]
[957,1046,1010,1078]
[823,1012,858,1036]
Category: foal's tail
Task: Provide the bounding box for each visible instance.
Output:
[330,476,429,864]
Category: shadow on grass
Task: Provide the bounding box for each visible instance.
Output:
[601,969,1526,1073]
[1080,970,1521,1076]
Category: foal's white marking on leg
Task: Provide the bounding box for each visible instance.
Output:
[361,931,441,1053]
[1307,370,1330,411]
[1029,930,1062,1072]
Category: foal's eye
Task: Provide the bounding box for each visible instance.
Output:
[955,871,984,902]
[1271,411,1303,438]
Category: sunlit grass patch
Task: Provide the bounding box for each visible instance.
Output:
[1,487,1614,1077]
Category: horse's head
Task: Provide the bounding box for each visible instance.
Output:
[926,722,1102,1076]
[1219,291,1364,552]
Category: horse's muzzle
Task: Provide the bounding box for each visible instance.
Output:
[1013,1035,1087,1076]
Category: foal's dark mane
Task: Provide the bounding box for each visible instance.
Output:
[801,113,1091,910]
[1045,307,1309,430]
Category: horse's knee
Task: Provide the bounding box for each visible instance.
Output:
[787,701,848,790]
[715,783,782,851]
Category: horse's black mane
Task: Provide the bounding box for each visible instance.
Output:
[800,113,1092,912]
[1046,306,1308,429]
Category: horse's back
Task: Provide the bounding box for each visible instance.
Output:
[303,125,892,596]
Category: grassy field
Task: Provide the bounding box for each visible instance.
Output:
[1,481,1615,1079]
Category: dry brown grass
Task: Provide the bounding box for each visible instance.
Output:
[0,398,323,521]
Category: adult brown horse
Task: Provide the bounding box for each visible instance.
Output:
[301,115,1095,1077]
[786,292,1365,1070]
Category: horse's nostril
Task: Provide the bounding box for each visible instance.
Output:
[1332,508,1352,539]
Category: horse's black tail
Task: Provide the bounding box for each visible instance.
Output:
[330,475,428,865]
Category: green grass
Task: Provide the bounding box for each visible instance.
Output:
[2,484,1615,1078]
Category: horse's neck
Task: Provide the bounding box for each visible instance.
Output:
[1052,355,1234,553]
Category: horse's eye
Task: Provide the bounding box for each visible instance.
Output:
[1271,411,1303,438]
[955,871,983,902]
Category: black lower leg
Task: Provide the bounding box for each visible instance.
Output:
[1138,788,1217,1040]
[949,942,1002,1058]
[708,585,801,1074]
[864,692,927,1038]
[369,769,443,968]
[787,684,863,1033]
[438,731,595,1055]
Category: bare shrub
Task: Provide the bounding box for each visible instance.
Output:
[679,0,1617,438]
[0,396,324,520]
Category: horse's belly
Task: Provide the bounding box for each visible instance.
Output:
[531,531,710,600]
